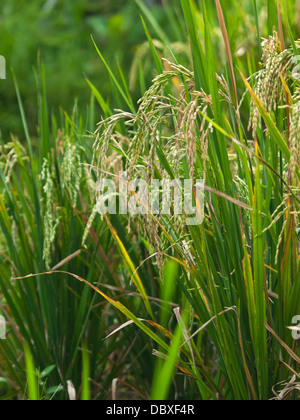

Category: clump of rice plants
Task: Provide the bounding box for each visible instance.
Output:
[84,1,300,400]
[0,0,299,401]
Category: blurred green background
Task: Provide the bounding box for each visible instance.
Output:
[0,0,170,138]
[1,0,299,139]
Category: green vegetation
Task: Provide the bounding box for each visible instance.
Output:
[0,0,167,137]
[0,0,299,400]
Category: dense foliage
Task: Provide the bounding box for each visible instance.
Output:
[0,0,299,400]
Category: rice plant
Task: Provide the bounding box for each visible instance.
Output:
[0,0,299,400]
[0,66,159,400]
[82,0,300,400]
